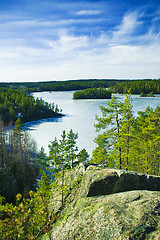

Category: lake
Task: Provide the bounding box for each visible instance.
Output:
[24,91,160,157]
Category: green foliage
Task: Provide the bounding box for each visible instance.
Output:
[0,120,38,203]
[92,94,160,175]
[48,130,79,208]
[140,92,147,97]
[0,79,124,92]
[91,147,108,166]
[66,129,78,168]
[110,79,160,94]
[0,128,85,239]
[0,170,53,240]
[0,79,158,95]
[48,129,85,169]
[36,147,49,168]
[140,91,154,97]
[93,95,123,168]
[129,106,160,175]
[0,87,62,125]
[148,91,154,97]
[73,87,111,99]
[119,92,134,170]
[77,148,89,164]
[48,137,61,167]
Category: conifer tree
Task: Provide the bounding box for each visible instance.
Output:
[37,146,48,168]
[66,129,78,168]
[48,137,60,169]
[91,132,110,166]
[119,91,134,170]
[77,148,89,164]
[48,129,79,208]
[0,118,38,202]
[94,96,123,168]
[131,106,160,175]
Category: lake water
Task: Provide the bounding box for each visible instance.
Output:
[24,91,160,157]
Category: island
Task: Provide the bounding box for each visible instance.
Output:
[73,87,111,99]
[139,91,154,97]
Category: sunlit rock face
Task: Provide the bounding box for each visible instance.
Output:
[45,164,160,240]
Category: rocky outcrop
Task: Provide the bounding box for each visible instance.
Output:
[44,164,160,240]
[51,190,160,240]
[81,166,160,197]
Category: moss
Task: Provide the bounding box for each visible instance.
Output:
[54,206,72,227]
[41,165,160,240]
[49,191,160,239]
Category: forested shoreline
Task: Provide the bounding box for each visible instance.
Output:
[0,78,158,93]
[0,81,160,239]
[0,92,159,239]
[0,88,62,125]
[110,78,160,94]
[0,79,122,92]
[73,87,111,99]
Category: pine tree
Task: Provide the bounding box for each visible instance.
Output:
[120,91,134,170]
[94,96,123,168]
[37,146,48,168]
[77,148,89,165]
[131,107,160,175]
[0,118,38,203]
[91,132,110,166]
[48,129,79,208]
[48,137,60,169]
[66,129,78,168]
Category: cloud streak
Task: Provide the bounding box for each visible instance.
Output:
[75,10,102,15]
[0,0,159,81]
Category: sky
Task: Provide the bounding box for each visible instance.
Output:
[0,0,160,82]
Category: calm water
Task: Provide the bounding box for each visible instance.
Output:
[24,91,160,157]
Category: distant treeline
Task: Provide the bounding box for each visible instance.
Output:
[0,88,62,125]
[0,79,159,94]
[73,88,111,99]
[0,79,127,92]
[110,79,160,94]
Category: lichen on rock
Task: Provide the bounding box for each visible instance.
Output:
[43,164,160,240]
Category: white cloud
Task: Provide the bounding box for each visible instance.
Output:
[48,33,89,53]
[113,11,142,37]
[0,39,160,82]
[0,7,160,82]
[75,10,102,16]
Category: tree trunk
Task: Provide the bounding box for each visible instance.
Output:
[116,108,122,169]
[61,159,64,209]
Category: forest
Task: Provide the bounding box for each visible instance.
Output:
[0,84,160,239]
[0,79,159,95]
[92,93,160,175]
[0,118,38,203]
[0,79,123,92]
[109,78,160,94]
[0,88,62,125]
[0,122,89,239]
[73,87,111,99]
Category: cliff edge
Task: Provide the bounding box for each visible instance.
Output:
[44,164,160,240]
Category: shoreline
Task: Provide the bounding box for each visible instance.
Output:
[4,113,65,131]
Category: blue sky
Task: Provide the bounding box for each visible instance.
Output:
[0,0,160,82]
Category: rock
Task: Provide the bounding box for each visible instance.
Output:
[79,167,160,198]
[44,165,160,240]
[51,191,160,240]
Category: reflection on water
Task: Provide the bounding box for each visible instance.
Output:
[25,91,160,156]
